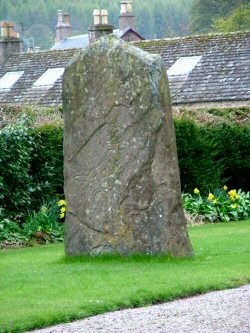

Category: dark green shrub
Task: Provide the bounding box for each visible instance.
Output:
[203,124,250,191]
[174,119,225,192]
[0,121,64,218]
[0,123,38,216]
[30,125,64,206]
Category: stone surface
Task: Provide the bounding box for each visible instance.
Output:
[63,35,193,257]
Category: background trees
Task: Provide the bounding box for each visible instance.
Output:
[0,0,193,49]
[0,0,249,49]
[190,0,250,33]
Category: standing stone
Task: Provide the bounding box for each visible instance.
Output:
[63,35,193,257]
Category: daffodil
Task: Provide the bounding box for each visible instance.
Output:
[60,212,65,219]
[223,185,228,191]
[235,194,240,200]
[58,199,66,207]
[61,207,66,213]
[208,193,215,201]
[228,189,237,198]
[194,188,200,194]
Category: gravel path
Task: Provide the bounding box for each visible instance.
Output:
[30,285,250,333]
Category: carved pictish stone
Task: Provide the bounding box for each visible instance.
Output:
[63,35,194,257]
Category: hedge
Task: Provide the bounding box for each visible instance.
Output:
[0,119,249,218]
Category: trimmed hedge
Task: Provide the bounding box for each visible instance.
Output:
[0,123,63,218]
[0,119,249,218]
[175,119,250,192]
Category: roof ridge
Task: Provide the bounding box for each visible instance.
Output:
[133,30,250,45]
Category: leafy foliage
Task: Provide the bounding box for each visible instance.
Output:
[0,201,64,248]
[190,0,249,33]
[23,201,64,244]
[214,4,250,32]
[175,119,250,192]
[30,125,64,205]
[175,118,225,193]
[202,124,250,191]
[0,119,64,218]
[183,187,250,222]
[0,120,38,216]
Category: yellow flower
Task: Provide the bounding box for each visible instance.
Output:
[231,204,238,209]
[61,207,66,213]
[235,194,240,200]
[228,189,237,198]
[223,185,228,191]
[208,193,215,201]
[231,197,236,201]
[58,200,66,207]
[60,212,65,219]
[194,188,200,194]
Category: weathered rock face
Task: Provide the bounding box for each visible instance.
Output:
[63,36,193,257]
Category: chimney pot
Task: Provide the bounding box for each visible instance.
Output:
[93,9,101,25]
[101,9,109,25]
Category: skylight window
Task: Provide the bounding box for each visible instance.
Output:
[0,71,24,90]
[32,68,65,89]
[167,56,202,77]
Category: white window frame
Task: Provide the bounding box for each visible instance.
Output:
[167,56,202,77]
[0,71,24,90]
[32,68,65,89]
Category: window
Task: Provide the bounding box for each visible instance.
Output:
[0,71,24,90]
[167,56,202,77]
[32,68,65,89]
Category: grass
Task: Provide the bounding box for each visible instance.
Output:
[0,221,250,333]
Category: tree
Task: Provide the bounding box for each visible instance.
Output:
[214,4,250,32]
[190,0,249,33]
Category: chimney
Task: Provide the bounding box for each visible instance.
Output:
[0,21,23,65]
[55,10,71,43]
[88,9,114,44]
[119,0,136,31]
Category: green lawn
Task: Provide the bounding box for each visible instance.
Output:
[1,221,250,333]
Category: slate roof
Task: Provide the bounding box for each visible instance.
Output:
[51,34,89,50]
[134,31,250,105]
[51,28,144,50]
[0,30,249,106]
[0,49,76,106]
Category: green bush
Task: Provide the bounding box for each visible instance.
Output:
[0,120,64,218]
[0,122,38,216]
[174,119,225,192]
[202,124,250,191]
[30,125,64,206]
[175,119,250,192]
